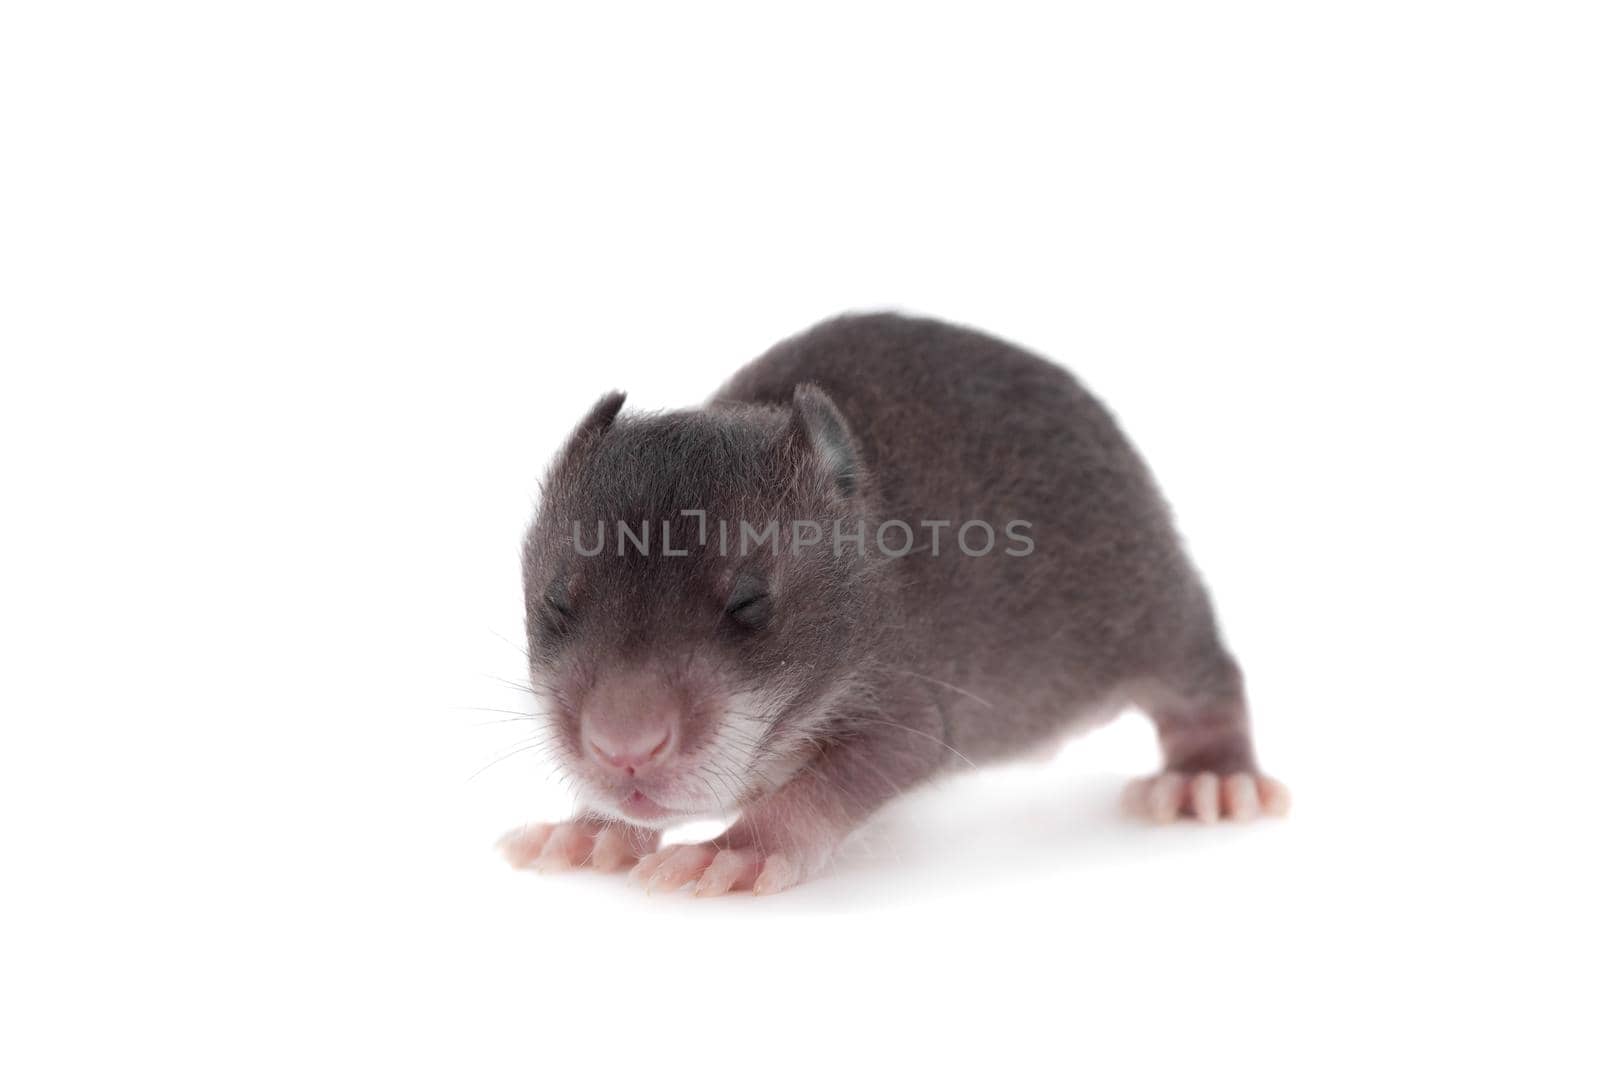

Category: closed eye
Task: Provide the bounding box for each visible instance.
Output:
[543,590,575,634]
[725,577,772,629]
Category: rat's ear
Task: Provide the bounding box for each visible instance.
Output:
[564,390,625,453]
[790,384,860,497]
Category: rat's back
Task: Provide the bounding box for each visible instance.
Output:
[715,312,1227,759]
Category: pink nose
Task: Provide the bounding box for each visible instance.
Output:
[582,714,674,774]
[580,672,680,775]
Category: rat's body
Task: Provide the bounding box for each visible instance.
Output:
[503,313,1286,895]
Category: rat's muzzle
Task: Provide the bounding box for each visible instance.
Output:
[578,672,681,778]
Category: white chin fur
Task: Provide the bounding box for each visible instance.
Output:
[705,688,795,793]
[537,676,821,825]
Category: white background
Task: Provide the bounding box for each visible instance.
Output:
[3,3,1597,1064]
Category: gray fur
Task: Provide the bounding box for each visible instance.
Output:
[522,312,1258,837]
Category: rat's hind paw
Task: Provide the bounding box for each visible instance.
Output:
[627,842,805,897]
[1122,771,1290,824]
[498,818,661,873]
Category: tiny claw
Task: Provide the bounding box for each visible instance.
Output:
[628,852,664,887]
[644,845,714,893]
[694,849,759,897]
[752,854,800,896]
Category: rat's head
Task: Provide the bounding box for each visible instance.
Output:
[521,386,878,827]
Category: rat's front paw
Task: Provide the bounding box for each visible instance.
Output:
[499,817,661,873]
[1123,771,1290,824]
[627,840,818,897]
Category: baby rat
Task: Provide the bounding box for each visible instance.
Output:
[501,312,1287,895]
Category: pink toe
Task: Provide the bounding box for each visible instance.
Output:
[536,824,590,870]
[499,824,555,868]
[589,828,632,872]
[1122,778,1151,816]
[1189,772,1221,823]
[647,845,715,892]
[1223,773,1260,820]
[534,841,568,871]
[628,850,667,885]
[752,855,801,895]
[1148,773,1185,823]
[695,850,760,896]
[1258,776,1291,816]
